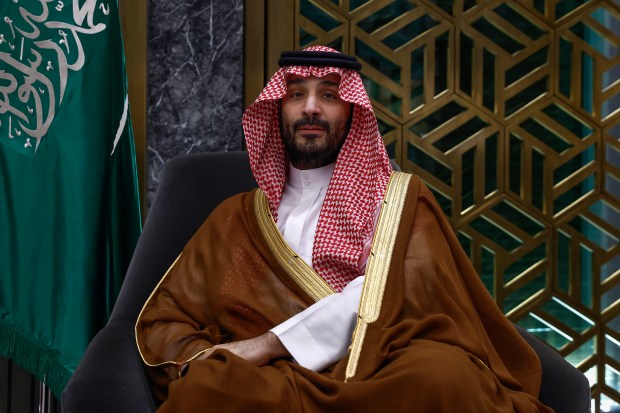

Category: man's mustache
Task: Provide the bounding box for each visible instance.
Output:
[293,117,331,133]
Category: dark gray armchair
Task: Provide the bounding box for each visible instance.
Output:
[61,151,591,413]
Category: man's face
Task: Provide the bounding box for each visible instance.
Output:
[280,73,352,170]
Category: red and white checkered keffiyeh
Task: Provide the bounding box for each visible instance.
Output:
[242,46,392,292]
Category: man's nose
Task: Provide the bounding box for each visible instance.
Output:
[302,95,321,117]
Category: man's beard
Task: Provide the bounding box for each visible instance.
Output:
[280,116,349,170]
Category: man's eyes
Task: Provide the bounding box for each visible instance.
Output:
[287,90,340,100]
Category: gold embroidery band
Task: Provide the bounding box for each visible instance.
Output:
[345,172,411,381]
[254,189,335,302]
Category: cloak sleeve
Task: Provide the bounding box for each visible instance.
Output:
[135,190,315,400]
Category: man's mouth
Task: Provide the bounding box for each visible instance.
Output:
[293,118,330,135]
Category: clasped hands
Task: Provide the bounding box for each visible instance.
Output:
[182,332,290,374]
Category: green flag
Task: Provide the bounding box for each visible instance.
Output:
[0,0,141,398]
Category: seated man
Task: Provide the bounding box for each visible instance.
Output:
[135,46,553,412]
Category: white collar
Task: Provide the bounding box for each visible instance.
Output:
[287,163,335,189]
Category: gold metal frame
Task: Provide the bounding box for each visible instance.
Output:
[119,0,147,217]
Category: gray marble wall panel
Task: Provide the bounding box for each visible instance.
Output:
[147,0,244,207]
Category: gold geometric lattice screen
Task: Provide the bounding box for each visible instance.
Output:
[253,0,620,410]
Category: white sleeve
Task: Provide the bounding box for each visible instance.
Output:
[270,276,364,371]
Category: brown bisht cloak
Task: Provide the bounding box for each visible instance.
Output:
[135,172,553,413]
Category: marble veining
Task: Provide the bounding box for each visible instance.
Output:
[147,0,244,207]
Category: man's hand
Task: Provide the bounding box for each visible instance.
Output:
[195,332,290,366]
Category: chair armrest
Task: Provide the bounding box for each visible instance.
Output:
[61,320,157,413]
[515,325,590,413]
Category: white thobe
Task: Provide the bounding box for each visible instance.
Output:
[270,164,366,372]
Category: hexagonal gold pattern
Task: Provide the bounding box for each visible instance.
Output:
[244,0,620,410]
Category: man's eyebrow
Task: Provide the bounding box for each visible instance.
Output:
[286,79,340,88]
[320,80,340,88]
[287,78,305,86]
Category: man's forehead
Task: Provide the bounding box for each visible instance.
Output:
[285,73,341,86]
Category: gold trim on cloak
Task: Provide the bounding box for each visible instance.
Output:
[345,172,411,381]
[134,253,212,377]
[254,189,335,302]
